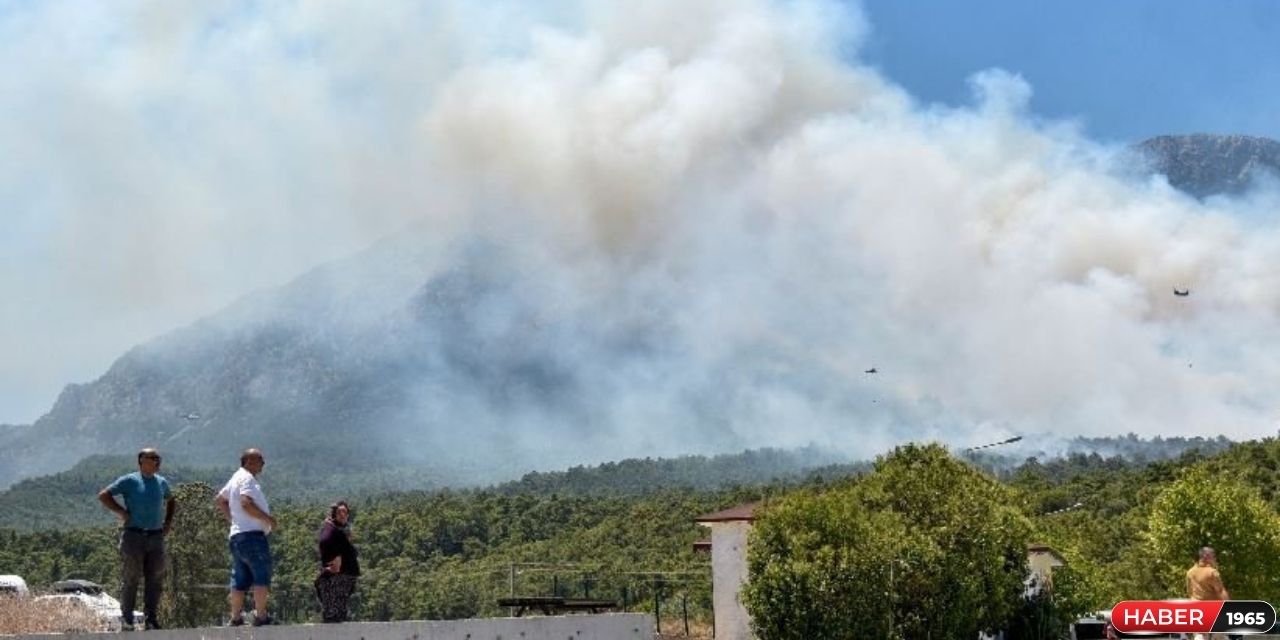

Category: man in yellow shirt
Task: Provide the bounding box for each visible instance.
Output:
[1186,546,1229,640]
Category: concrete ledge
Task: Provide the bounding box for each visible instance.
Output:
[6,613,656,640]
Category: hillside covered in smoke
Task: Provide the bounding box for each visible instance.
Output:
[4,1,1280,487]
[0,436,1235,531]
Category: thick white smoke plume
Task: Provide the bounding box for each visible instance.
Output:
[3,0,1279,458]
[412,0,1280,448]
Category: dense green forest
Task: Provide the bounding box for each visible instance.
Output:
[0,485,766,628]
[0,435,1268,635]
[0,447,860,532]
[0,436,1230,532]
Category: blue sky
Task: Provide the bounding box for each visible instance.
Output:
[858,0,1280,142]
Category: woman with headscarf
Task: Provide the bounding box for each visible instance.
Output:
[314,501,360,622]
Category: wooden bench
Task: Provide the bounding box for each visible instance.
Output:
[497,597,618,616]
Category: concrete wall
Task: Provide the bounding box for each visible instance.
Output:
[7,613,655,640]
[709,522,753,640]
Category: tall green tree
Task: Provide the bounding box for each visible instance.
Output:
[742,485,909,639]
[160,482,226,627]
[743,444,1035,640]
[1147,467,1280,602]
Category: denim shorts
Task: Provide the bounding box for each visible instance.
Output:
[228,531,273,590]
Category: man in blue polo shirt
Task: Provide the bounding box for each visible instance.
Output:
[98,447,176,631]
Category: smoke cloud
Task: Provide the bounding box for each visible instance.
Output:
[3,0,1279,460]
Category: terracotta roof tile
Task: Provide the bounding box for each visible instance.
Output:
[695,502,759,523]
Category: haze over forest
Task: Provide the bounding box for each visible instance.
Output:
[3,0,1280,488]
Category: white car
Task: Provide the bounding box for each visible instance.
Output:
[34,580,140,632]
[0,574,29,597]
[1070,610,1178,639]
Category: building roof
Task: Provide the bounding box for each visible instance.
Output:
[695,502,759,523]
[1027,543,1066,563]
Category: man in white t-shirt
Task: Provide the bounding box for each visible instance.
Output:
[215,448,279,627]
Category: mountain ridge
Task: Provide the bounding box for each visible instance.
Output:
[1,133,1274,488]
[1135,133,1280,197]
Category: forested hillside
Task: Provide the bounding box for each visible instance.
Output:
[0,447,854,532]
[0,455,451,532]
[0,485,767,629]
[2,436,1277,635]
[0,436,1230,532]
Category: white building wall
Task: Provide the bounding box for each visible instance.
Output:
[710,521,754,640]
[7,613,655,640]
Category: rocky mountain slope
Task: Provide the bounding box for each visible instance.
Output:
[2,134,1276,489]
[1136,134,1280,197]
[0,232,755,487]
